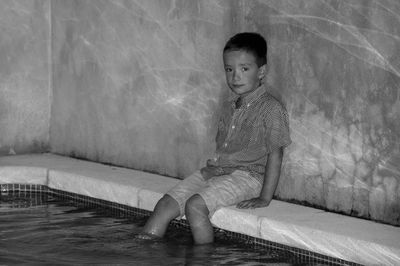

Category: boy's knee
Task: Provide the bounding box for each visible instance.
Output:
[185,194,209,217]
[155,194,178,212]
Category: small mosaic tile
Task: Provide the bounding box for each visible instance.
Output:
[1,183,48,194]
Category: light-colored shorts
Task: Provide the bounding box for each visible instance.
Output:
[166,170,262,218]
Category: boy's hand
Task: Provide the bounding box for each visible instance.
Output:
[200,166,223,180]
[200,167,216,180]
[236,197,270,209]
[206,159,218,167]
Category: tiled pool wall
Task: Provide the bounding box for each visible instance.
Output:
[1,183,361,266]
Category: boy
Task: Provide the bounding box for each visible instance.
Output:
[139,32,291,244]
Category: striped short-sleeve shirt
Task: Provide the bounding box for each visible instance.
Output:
[213,86,291,183]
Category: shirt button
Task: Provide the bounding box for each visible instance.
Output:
[232,125,235,129]
[223,143,227,147]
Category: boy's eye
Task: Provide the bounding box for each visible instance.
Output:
[241,67,249,71]
[225,68,232,72]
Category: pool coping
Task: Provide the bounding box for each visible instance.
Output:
[1,153,399,266]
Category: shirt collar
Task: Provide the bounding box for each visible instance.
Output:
[230,85,266,108]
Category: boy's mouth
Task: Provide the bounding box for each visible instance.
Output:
[232,84,245,88]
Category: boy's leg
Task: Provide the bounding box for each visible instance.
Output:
[141,194,180,238]
[186,170,262,244]
[139,171,206,238]
[185,194,213,244]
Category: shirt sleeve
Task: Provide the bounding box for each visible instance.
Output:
[264,102,291,153]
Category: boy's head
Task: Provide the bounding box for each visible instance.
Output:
[223,32,267,97]
[223,32,267,67]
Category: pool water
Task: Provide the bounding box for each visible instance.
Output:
[0,192,331,265]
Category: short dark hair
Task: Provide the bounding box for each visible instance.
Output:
[223,32,267,66]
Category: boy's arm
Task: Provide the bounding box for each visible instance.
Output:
[236,147,283,209]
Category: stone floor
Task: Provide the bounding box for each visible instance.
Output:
[1,153,399,266]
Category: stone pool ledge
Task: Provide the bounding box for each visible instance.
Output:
[1,154,399,266]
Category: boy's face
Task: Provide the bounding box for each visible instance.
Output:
[223,50,265,98]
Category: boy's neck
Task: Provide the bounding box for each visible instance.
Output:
[237,85,265,105]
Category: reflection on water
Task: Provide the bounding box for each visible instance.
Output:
[0,192,331,265]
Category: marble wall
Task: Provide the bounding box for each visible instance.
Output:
[1,0,398,225]
[50,0,233,177]
[233,0,400,225]
[0,0,50,155]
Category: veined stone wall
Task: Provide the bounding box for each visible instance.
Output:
[1,0,398,225]
[0,0,50,155]
[232,0,400,225]
[50,0,233,177]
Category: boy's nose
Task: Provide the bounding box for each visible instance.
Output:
[233,70,241,81]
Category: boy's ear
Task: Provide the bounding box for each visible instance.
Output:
[258,65,266,79]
